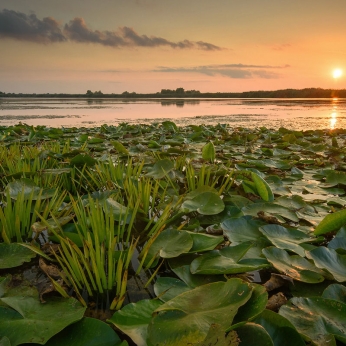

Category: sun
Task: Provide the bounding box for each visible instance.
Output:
[333,68,343,79]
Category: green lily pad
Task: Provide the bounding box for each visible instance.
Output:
[191,324,239,346]
[202,141,215,162]
[0,296,85,346]
[190,242,270,275]
[279,297,346,346]
[242,202,299,223]
[145,159,174,179]
[187,232,224,253]
[251,172,274,202]
[328,226,346,251]
[142,229,193,268]
[182,191,225,215]
[6,179,56,200]
[259,224,315,257]
[322,284,346,303]
[314,208,346,236]
[154,277,190,302]
[0,337,11,346]
[70,153,96,167]
[147,279,252,346]
[262,247,325,283]
[42,317,123,346]
[309,247,346,282]
[108,299,163,346]
[0,243,36,269]
[234,323,274,346]
[253,309,305,346]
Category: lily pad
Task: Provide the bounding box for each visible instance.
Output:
[182,191,225,215]
[328,226,346,251]
[262,247,325,283]
[6,179,56,200]
[154,277,190,302]
[234,323,274,346]
[43,317,123,346]
[309,247,346,282]
[314,208,346,236]
[190,242,270,275]
[108,299,163,346]
[259,224,315,257]
[0,243,36,269]
[187,232,224,253]
[147,279,252,346]
[145,159,174,179]
[253,309,305,346]
[279,297,346,346]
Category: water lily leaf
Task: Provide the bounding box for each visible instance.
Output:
[187,232,224,253]
[0,243,36,269]
[147,279,253,346]
[108,299,163,346]
[145,159,174,179]
[314,209,346,235]
[326,171,346,186]
[43,317,123,346]
[0,296,85,346]
[6,179,56,200]
[111,140,129,155]
[154,277,190,302]
[253,310,305,346]
[168,255,226,288]
[70,153,96,167]
[328,226,346,251]
[191,324,239,346]
[233,323,274,346]
[309,247,346,282]
[221,216,266,243]
[259,224,314,257]
[0,337,11,346]
[242,202,299,223]
[104,198,133,223]
[233,284,268,324]
[279,297,346,346]
[202,141,215,162]
[142,229,193,268]
[251,172,274,202]
[190,242,270,275]
[262,247,325,283]
[322,284,346,303]
[182,192,225,215]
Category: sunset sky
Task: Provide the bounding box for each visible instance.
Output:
[0,0,345,94]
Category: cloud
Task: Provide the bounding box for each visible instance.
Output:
[0,9,65,43]
[153,63,290,79]
[0,9,222,50]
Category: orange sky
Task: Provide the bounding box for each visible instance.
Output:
[0,0,345,94]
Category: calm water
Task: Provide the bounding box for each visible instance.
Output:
[1,97,346,130]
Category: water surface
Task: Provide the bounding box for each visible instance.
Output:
[1,97,346,130]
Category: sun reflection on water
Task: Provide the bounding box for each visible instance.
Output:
[330,112,337,130]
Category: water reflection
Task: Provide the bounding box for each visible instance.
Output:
[330,112,337,130]
[161,100,200,107]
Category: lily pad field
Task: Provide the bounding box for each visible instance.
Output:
[1,121,346,346]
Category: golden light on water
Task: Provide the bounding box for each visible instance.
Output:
[330,112,337,130]
[333,68,343,79]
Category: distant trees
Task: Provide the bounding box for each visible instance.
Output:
[0,91,5,96]
[160,88,201,96]
[86,90,103,97]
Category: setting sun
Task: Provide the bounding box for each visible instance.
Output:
[333,68,343,79]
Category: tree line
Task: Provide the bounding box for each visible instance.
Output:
[1,88,346,98]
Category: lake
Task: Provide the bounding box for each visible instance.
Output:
[1,97,346,130]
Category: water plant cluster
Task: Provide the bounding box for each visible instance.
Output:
[0,121,346,346]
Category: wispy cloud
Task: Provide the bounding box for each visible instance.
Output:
[0,9,222,50]
[153,63,290,79]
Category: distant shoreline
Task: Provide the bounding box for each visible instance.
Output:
[1,87,346,99]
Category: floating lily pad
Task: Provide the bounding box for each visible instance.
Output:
[7,179,56,200]
[145,159,174,179]
[43,317,123,346]
[108,299,163,346]
[187,232,224,253]
[328,226,346,251]
[259,224,315,257]
[234,323,274,346]
[147,279,252,346]
[314,209,346,235]
[253,309,305,346]
[309,247,346,282]
[182,191,225,215]
[190,242,270,275]
[0,243,36,269]
[322,284,346,303]
[279,297,346,346]
[154,277,190,302]
[262,247,325,283]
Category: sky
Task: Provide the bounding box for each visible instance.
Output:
[0,0,345,94]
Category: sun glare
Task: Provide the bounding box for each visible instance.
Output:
[333,69,343,79]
